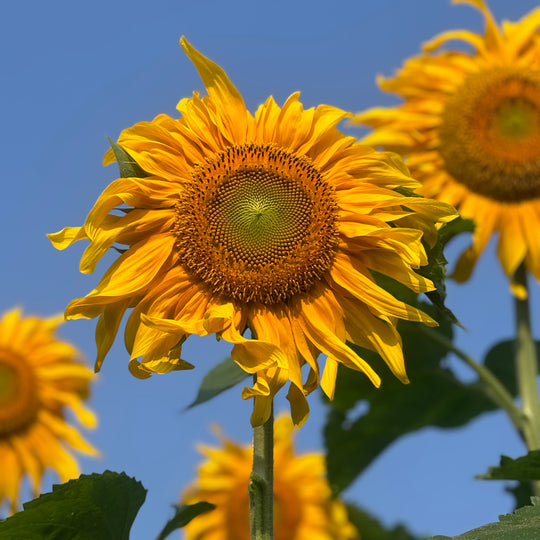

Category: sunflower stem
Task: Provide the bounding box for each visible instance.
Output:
[514,264,540,453]
[249,400,274,540]
[420,326,524,432]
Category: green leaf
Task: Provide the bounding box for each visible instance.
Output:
[345,503,419,540]
[155,502,216,540]
[506,482,534,511]
[324,310,502,494]
[0,471,146,540]
[107,138,151,178]
[437,216,475,245]
[478,451,540,482]
[187,356,249,409]
[427,496,540,539]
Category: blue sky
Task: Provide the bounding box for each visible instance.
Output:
[2,0,540,538]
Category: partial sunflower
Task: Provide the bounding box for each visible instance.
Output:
[0,308,98,515]
[353,0,540,293]
[181,414,358,540]
[49,37,456,426]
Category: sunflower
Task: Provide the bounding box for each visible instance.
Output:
[0,308,98,515]
[353,0,540,292]
[181,415,358,540]
[49,38,455,426]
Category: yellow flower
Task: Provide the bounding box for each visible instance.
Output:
[353,0,540,292]
[181,415,359,540]
[49,38,455,426]
[0,308,98,515]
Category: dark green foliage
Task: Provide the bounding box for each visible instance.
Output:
[324,294,540,495]
[506,482,534,511]
[478,451,540,482]
[324,311,505,494]
[0,471,146,540]
[428,497,540,539]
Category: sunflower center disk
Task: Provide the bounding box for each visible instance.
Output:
[0,350,39,436]
[175,144,339,304]
[439,68,540,202]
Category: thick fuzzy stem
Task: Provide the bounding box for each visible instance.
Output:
[514,264,540,450]
[249,402,274,540]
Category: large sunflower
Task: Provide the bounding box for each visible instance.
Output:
[353,0,540,290]
[181,415,358,540]
[0,308,98,514]
[49,38,455,426]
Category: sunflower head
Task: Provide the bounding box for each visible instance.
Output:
[180,414,359,540]
[173,142,340,304]
[353,0,540,289]
[49,38,455,426]
[0,308,98,515]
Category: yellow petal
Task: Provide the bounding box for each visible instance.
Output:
[331,252,436,325]
[232,340,287,374]
[286,383,310,427]
[497,208,527,277]
[48,227,88,250]
[180,37,248,142]
[95,300,131,371]
[297,290,381,388]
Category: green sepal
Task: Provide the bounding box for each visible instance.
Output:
[107,138,151,178]
[155,502,216,540]
[187,356,249,409]
[393,185,423,198]
[0,471,146,540]
[416,217,474,327]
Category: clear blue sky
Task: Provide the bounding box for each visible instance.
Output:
[2,1,539,538]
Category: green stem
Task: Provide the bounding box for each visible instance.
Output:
[514,263,540,451]
[248,398,274,540]
[420,325,524,432]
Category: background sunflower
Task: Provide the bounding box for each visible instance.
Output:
[181,415,358,540]
[0,308,98,515]
[353,0,540,290]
